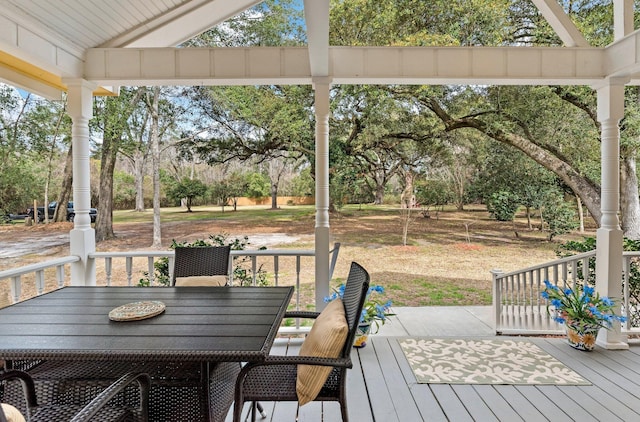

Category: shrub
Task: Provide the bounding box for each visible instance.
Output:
[486,191,519,221]
[138,233,268,287]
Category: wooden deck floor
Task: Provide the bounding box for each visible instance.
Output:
[229,307,640,421]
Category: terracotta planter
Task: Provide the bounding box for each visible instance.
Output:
[565,321,600,351]
[353,323,371,348]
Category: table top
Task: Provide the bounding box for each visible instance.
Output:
[0,286,293,362]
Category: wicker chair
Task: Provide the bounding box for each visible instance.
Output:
[171,245,231,286]
[233,261,370,422]
[0,369,150,422]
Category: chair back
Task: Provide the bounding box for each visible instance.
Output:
[172,245,231,286]
[339,262,370,357]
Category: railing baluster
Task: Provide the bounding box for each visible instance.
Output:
[147,257,155,286]
[35,270,45,295]
[251,256,257,286]
[126,257,133,286]
[274,256,279,286]
[105,257,112,286]
[624,255,631,331]
[10,275,21,303]
[56,265,65,289]
[296,256,301,311]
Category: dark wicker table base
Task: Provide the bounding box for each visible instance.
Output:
[3,360,239,422]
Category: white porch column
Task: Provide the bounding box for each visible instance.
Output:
[314,77,332,311]
[65,79,97,286]
[595,79,628,349]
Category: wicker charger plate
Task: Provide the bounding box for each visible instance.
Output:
[109,301,166,321]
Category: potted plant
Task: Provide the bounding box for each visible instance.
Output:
[325,284,394,348]
[541,280,627,351]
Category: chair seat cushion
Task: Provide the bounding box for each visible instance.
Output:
[175,275,228,286]
[1,403,25,422]
[296,299,348,406]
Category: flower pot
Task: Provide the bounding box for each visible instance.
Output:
[565,321,600,351]
[353,323,371,348]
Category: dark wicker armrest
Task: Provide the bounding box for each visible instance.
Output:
[284,311,321,319]
[70,372,151,422]
[0,370,38,409]
[248,355,352,370]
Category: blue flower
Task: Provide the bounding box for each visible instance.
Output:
[327,283,394,333]
[601,297,614,307]
[540,280,626,330]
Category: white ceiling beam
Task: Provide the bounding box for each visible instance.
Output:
[614,0,634,41]
[104,0,262,48]
[0,65,63,100]
[85,46,607,86]
[530,0,589,47]
[606,28,640,77]
[303,0,329,77]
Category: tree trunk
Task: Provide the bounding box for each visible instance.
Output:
[401,170,414,209]
[133,149,146,212]
[576,194,585,233]
[150,87,162,248]
[54,148,74,222]
[271,183,278,209]
[95,131,117,241]
[621,154,640,239]
[374,184,385,205]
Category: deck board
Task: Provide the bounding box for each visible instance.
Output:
[451,384,500,422]
[225,306,640,421]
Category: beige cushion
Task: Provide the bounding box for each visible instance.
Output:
[296,299,348,406]
[175,275,228,286]
[1,403,26,422]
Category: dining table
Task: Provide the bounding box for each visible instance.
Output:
[0,285,294,421]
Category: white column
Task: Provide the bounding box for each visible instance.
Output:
[65,79,97,286]
[595,79,628,349]
[613,0,634,41]
[314,77,332,311]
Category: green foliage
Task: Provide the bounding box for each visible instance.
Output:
[486,191,519,221]
[138,234,268,287]
[167,178,208,211]
[415,179,453,213]
[245,172,270,199]
[542,196,579,241]
[112,171,137,209]
[289,167,314,197]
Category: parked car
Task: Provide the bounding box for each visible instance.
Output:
[27,201,97,223]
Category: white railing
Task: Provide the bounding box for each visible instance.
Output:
[90,251,175,286]
[0,256,79,303]
[492,250,640,335]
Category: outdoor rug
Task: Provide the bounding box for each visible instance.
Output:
[399,338,591,385]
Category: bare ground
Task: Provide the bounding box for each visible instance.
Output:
[0,205,595,308]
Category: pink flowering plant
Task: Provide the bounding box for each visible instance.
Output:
[541,280,627,330]
[325,284,394,333]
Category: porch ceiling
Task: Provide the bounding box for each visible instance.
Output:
[1,0,640,99]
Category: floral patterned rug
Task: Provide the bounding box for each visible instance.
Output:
[399,338,591,385]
